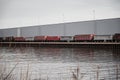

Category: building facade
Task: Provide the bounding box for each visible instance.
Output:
[0,18,120,37]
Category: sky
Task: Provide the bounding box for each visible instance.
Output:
[0,0,120,29]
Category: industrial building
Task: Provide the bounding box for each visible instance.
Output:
[0,18,120,37]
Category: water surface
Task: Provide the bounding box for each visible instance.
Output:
[0,47,120,80]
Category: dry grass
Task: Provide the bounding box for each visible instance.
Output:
[0,59,119,80]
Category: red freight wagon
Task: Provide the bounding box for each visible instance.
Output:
[34,36,46,41]
[46,36,60,41]
[113,33,120,41]
[74,34,94,41]
[14,37,25,41]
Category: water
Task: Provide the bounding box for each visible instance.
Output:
[0,47,120,80]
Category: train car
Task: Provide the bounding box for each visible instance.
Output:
[46,36,60,41]
[34,36,46,41]
[60,36,73,42]
[25,37,34,42]
[74,34,94,42]
[94,35,113,42]
[14,37,25,42]
[4,36,14,42]
[113,33,120,42]
[0,37,4,42]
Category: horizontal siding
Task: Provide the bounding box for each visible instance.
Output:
[0,18,120,37]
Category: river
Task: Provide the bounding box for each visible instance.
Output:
[0,47,120,80]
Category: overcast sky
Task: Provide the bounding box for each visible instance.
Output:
[0,0,120,29]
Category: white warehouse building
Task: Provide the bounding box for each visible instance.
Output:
[0,18,120,37]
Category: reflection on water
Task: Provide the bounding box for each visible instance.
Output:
[0,47,119,63]
[0,47,120,80]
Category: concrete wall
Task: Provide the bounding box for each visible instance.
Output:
[0,18,120,37]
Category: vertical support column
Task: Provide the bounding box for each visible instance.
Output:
[17,27,21,37]
[93,10,97,35]
[63,23,66,36]
[62,14,66,36]
[39,26,41,35]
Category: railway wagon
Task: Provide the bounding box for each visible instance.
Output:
[4,36,14,42]
[94,35,113,42]
[113,33,120,42]
[25,37,34,42]
[0,37,4,42]
[34,36,46,41]
[74,34,94,42]
[14,37,25,42]
[60,36,73,42]
[46,36,60,41]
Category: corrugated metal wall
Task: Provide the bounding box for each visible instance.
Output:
[1,28,17,37]
[0,30,3,37]
[65,21,95,36]
[41,24,64,36]
[20,27,39,37]
[96,19,120,35]
[0,18,120,37]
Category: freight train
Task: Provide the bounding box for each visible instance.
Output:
[0,33,120,42]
